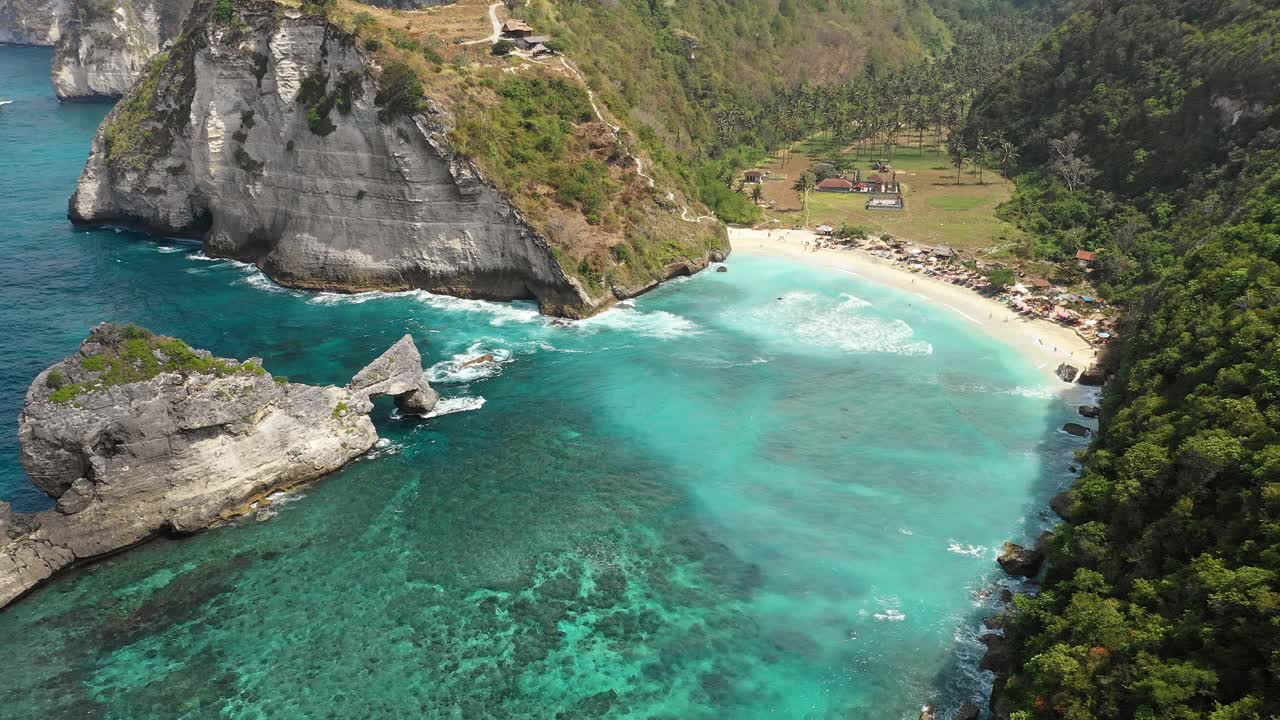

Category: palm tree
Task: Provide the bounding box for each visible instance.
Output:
[997,137,1019,179]
[750,184,764,206]
[792,171,817,227]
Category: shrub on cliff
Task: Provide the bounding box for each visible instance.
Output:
[374,62,423,122]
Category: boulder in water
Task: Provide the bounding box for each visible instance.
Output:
[1062,422,1092,438]
[716,265,728,273]
[997,542,1045,577]
[957,703,981,720]
[458,353,496,369]
[1078,405,1101,418]
[1055,363,1079,382]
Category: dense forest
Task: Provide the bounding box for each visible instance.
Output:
[965,1,1280,718]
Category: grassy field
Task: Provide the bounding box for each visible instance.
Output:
[752,135,1024,251]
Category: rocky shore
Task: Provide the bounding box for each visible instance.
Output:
[0,324,439,610]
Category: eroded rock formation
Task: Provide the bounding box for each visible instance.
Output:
[67,0,723,317]
[0,324,440,610]
[0,0,71,46]
[348,334,439,415]
[52,0,194,99]
[0,0,191,99]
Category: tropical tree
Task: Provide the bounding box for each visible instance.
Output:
[949,140,969,184]
[750,184,764,205]
[792,171,817,227]
[996,136,1019,178]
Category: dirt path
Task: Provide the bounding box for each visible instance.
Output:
[459,2,503,45]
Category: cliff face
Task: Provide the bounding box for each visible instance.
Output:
[68,0,612,315]
[0,0,71,46]
[52,0,194,99]
[1,324,438,610]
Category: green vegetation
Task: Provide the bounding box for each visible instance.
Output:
[332,401,350,419]
[965,1,1280,717]
[101,52,170,169]
[491,39,514,56]
[453,76,610,222]
[372,62,422,122]
[46,325,270,405]
[297,69,363,137]
[214,0,233,22]
[985,267,1015,290]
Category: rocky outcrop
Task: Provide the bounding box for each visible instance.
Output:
[348,334,438,415]
[68,0,722,317]
[1076,364,1107,386]
[979,633,1011,673]
[0,0,71,46]
[1077,405,1100,418]
[1,323,441,610]
[996,542,1045,578]
[1049,491,1075,521]
[956,703,981,720]
[52,0,194,99]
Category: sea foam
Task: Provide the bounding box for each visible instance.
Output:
[732,291,932,356]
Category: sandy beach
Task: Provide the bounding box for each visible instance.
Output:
[729,227,1097,381]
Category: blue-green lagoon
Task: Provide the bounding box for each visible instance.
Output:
[0,46,1089,719]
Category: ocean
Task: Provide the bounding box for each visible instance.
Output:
[0,45,1090,719]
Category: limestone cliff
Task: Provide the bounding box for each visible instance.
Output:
[68,0,726,318]
[0,0,70,46]
[52,0,194,99]
[0,324,438,610]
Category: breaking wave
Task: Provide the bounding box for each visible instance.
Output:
[946,542,988,558]
[569,307,700,339]
[426,342,515,384]
[732,291,933,356]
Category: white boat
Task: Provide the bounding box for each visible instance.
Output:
[0,100,13,107]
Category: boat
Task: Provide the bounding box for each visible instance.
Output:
[0,100,13,107]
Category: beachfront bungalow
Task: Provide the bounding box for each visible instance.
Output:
[816,177,854,193]
[1075,249,1097,267]
[502,20,535,37]
[933,245,954,260]
[744,170,764,183]
[816,224,835,236]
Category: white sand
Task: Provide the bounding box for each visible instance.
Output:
[729,227,1097,381]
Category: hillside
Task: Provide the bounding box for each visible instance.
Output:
[967,1,1280,718]
[68,0,728,317]
[516,0,956,212]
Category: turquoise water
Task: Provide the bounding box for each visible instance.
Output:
[0,46,1088,719]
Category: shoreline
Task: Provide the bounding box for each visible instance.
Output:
[728,227,1097,383]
